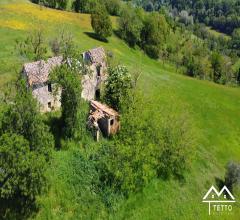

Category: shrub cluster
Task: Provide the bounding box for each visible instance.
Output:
[94,91,196,197]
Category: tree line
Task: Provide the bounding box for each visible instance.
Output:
[32,0,122,15]
[134,0,240,35]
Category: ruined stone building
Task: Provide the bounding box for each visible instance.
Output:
[22,56,63,112]
[82,47,107,100]
[22,47,107,112]
[88,100,120,141]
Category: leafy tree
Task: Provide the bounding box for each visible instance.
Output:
[51,63,89,140]
[0,133,47,201]
[16,28,47,61]
[141,12,169,58]
[236,68,240,85]
[73,0,81,12]
[178,10,194,25]
[102,0,121,16]
[230,28,240,54]
[95,92,157,196]
[73,0,98,13]
[104,65,132,111]
[57,0,68,9]
[118,5,144,47]
[0,78,54,218]
[0,79,54,160]
[211,51,223,83]
[91,5,112,40]
[155,109,195,178]
[50,29,75,59]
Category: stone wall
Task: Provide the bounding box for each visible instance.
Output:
[32,83,61,112]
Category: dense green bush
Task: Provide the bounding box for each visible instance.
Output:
[0,79,54,218]
[91,4,112,40]
[73,0,98,13]
[0,79,54,160]
[0,133,47,200]
[51,63,89,141]
[103,0,121,16]
[95,92,196,196]
[104,65,132,112]
[32,0,70,10]
[225,162,240,192]
[118,6,144,47]
[141,12,169,58]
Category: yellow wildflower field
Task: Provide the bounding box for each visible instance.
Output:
[1,3,117,30]
[0,19,28,30]
[1,3,92,29]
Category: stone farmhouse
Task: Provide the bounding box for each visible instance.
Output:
[22,47,107,112]
[88,100,120,141]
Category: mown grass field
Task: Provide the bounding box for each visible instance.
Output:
[1,1,240,219]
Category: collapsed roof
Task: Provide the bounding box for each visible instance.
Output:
[23,56,63,86]
[84,47,106,65]
[91,100,119,117]
[23,47,106,86]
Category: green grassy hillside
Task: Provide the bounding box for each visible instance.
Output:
[1,1,240,219]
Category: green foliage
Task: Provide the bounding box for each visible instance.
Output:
[51,64,89,141]
[141,12,169,58]
[0,133,47,200]
[0,78,54,218]
[73,0,98,13]
[35,0,69,10]
[50,29,76,59]
[118,6,144,47]
[135,0,240,34]
[155,110,195,178]
[36,148,108,219]
[15,28,48,61]
[96,92,195,196]
[104,65,132,111]
[91,4,112,40]
[230,28,240,55]
[211,51,224,83]
[102,0,121,16]
[225,162,240,191]
[0,79,54,160]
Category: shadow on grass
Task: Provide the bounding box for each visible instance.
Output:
[84,32,108,43]
[215,177,225,190]
[44,112,62,150]
[0,196,38,220]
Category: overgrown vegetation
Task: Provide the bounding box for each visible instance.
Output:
[0,79,54,219]
[134,0,240,35]
[91,4,112,40]
[1,0,240,219]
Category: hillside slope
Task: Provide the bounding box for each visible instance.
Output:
[1,1,240,219]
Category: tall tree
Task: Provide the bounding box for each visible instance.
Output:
[51,62,89,140]
[211,51,223,83]
[91,5,112,40]
[118,6,144,47]
[141,12,169,58]
[1,79,54,159]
